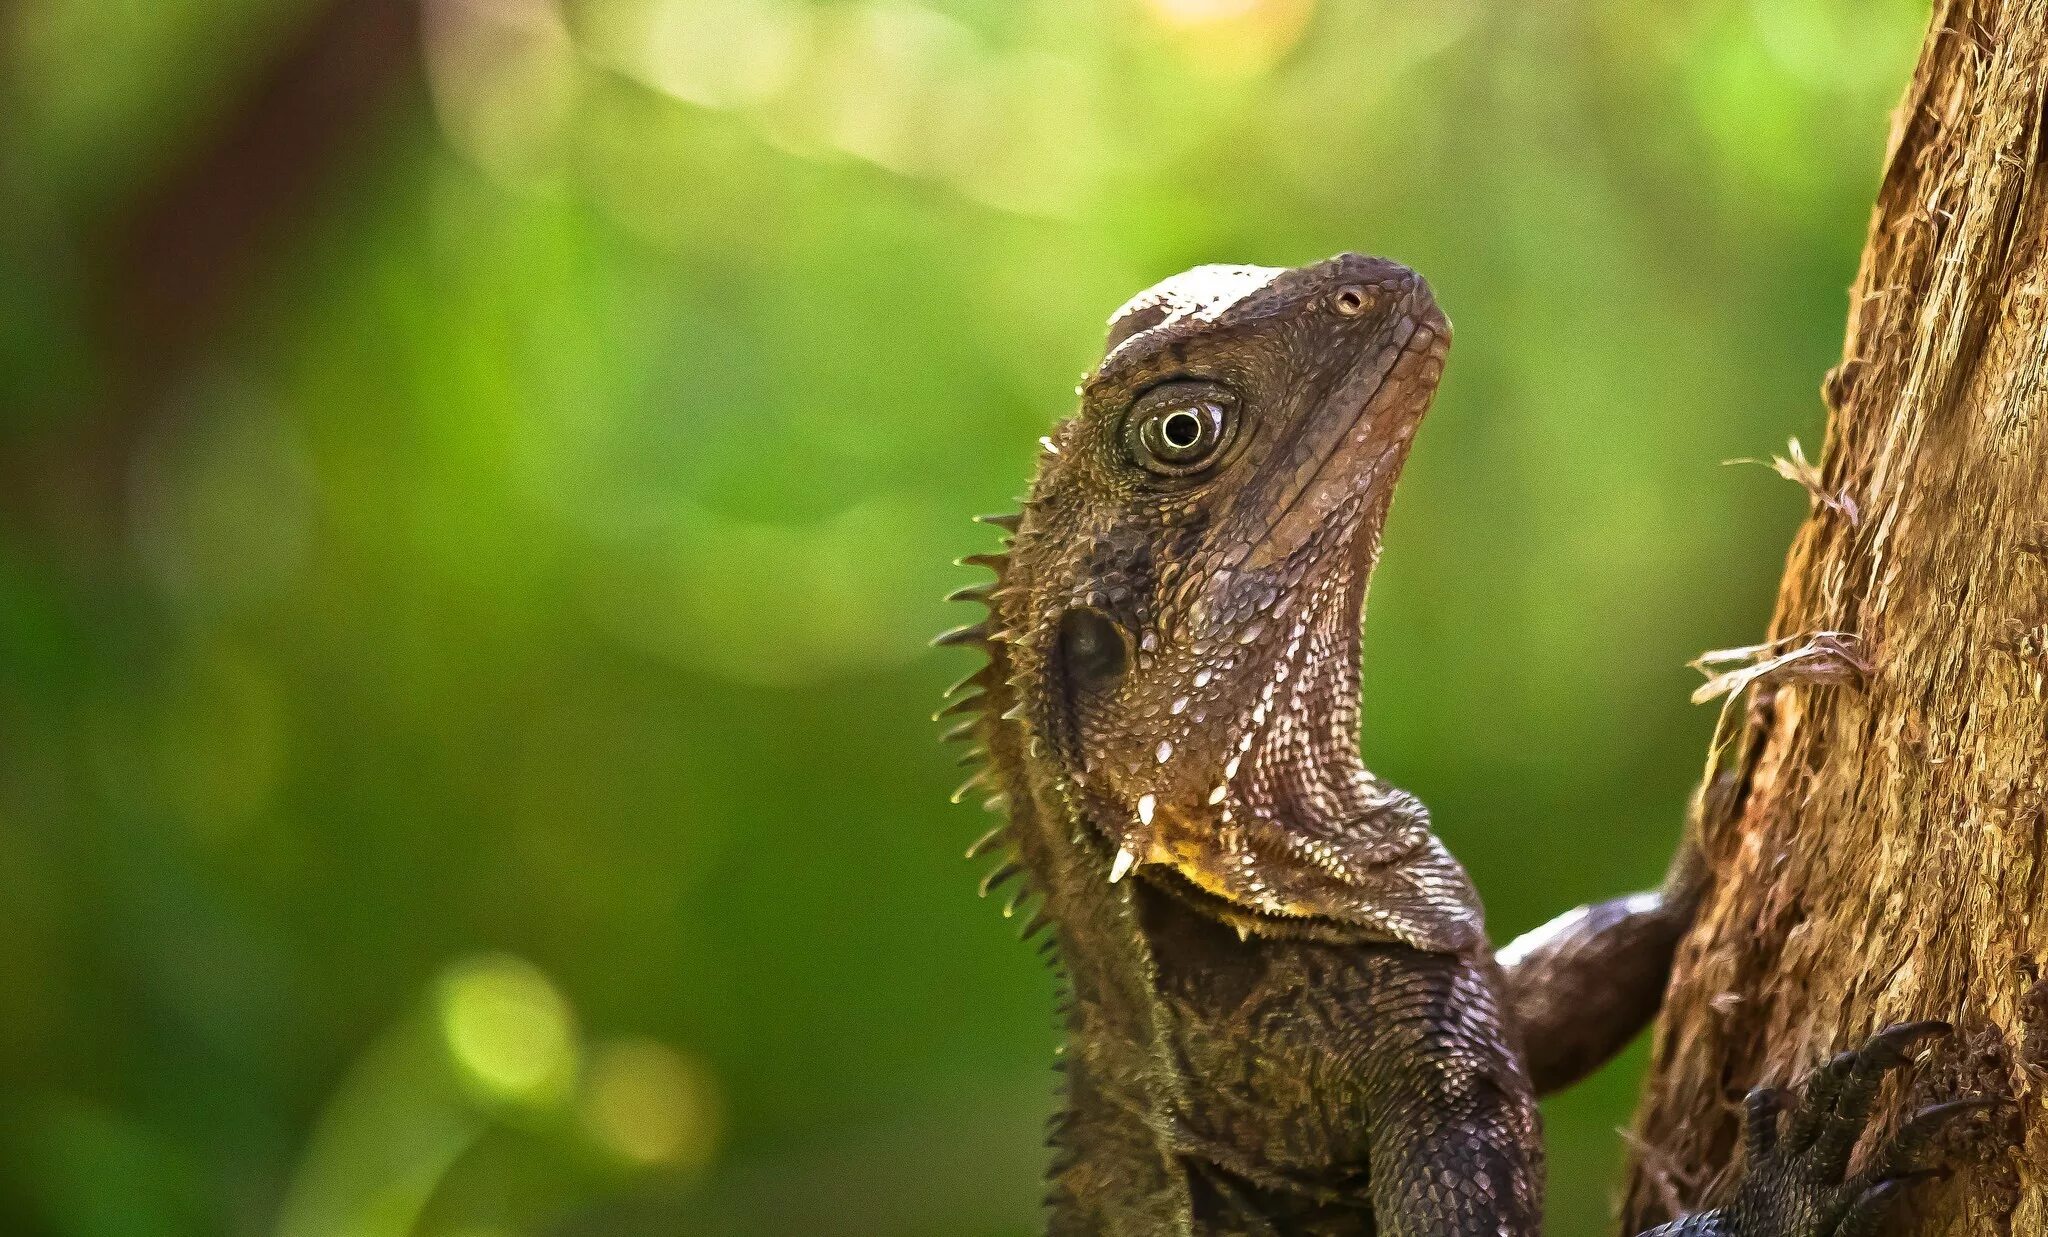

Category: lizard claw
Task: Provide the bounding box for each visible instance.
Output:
[1831,1170,1942,1237]
[1702,1022,2004,1237]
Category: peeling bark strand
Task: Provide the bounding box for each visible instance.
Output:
[1622,1,2048,1233]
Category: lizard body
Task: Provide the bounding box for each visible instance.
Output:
[940,255,1982,1236]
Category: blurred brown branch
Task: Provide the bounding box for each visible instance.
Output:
[7,0,423,554]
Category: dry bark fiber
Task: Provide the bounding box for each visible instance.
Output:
[1620,1,2048,1233]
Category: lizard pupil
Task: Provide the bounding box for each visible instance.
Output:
[1160,410,1203,450]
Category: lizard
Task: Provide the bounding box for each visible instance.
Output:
[937,254,1991,1236]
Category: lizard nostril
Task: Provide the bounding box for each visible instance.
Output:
[1332,285,1372,317]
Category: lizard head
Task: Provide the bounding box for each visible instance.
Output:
[1000,253,1463,943]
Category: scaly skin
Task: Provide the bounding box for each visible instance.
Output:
[939,255,1986,1235]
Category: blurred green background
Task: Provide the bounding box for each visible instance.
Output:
[0,0,1925,1233]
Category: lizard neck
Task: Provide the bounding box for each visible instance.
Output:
[1224,562,1388,830]
[944,533,1203,1231]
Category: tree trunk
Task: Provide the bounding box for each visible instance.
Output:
[1620,1,2048,1233]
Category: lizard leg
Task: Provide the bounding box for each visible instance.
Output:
[1630,1021,2002,1237]
[1497,833,1707,1094]
[1358,952,1546,1237]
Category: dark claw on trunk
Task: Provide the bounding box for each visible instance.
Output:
[1835,1170,1940,1237]
[1872,1095,2005,1177]
[1646,1021,1994,1237]
[1784,1049,1862,1149]
[1743,1086,1788,1161]
[1811,1023,1949,1179]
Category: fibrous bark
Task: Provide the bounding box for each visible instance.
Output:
[1622,1,2048,1233]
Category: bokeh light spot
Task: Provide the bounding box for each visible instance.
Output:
[437,956,579,1107]
[1140,0,1314,76]
[424,0,581,183]
[579,1038,722,1171]
[1143,0,1262,24]
[634,0,810,110]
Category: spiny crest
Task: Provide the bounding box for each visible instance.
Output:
[933,508,1044,935]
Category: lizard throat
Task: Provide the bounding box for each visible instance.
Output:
[1041,549,1440,944]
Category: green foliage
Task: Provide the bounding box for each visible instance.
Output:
[0,0,1926,1233]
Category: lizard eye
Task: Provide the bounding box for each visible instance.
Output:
[1127,383,1236,477]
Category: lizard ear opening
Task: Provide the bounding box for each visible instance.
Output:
[1054,608,1128,698]
[1048,607,1129,774]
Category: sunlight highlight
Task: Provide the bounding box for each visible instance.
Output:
[1140,0,1315,75]
[437,955,579,1107]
